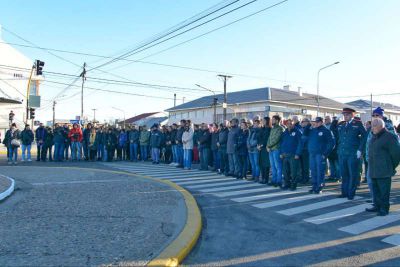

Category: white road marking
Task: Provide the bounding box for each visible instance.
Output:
[199,183,262,193]
[304,204,371,225]
[278,197,363,216]
[186,180,248,189]
[382,234,400,246]
[252,192,333,209]
[169,176,224,182]
[339,210,400,235]
[177,178,234,185]
[213,187,276,197]
[232,188,308,203]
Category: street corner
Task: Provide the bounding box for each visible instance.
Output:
[0,173,15,202]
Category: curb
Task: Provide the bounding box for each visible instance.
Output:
[0,175,15,201]
[11,166,202,266]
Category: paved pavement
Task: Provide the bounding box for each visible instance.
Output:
[0,165,186,266]
[105,162,400,266]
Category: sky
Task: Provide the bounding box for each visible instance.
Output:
[0,0,399,122]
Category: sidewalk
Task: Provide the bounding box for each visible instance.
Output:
[0,174,15,201]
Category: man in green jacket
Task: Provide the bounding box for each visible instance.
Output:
[139,125,150,161]
[267,115,285,187]
[366,118,400,216]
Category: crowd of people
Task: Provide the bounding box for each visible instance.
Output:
[3,107,400,216]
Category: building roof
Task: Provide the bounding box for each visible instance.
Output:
[0,96,22,104]
[166,87,347,111]
[346,99,400,111]
[122,112,158,124]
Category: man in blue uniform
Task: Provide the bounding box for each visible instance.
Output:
[280,119,303,190]
[308,117,335,194]
[337,107,367,200]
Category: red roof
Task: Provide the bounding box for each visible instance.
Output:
[122,112,158,124]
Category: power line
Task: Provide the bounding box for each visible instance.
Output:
[87,0,242,71]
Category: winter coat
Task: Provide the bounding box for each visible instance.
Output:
[63,127,71,145]
[21,129,34,146]
[198,129,211,149]
[95,131,104,145]
[218,127,229,150]
[227,126,240,154]
[337,119,367,156]
[89,132,97,150]
[139,130,150,146]
[259,126,271,168]
[150,129,162,148]
[307,125,335,157]
[237,129,249,156]
[118,132,128,147]
[83,127,92,143]
[170,129,177,144]
[280,128,303,156]
[4,128,21,147]
[104,132,117,149]
[247,127,262,153]
[53,127,66,144]
[176,127,184,145]
[68,127,83,142]
[182,128,194,150]
[211,131,219,151]
[267,124,284,151]
[367,128,400,179]
[45,130,54,147]
[128,129,140,144]
[35,126,47,144]
[193,129,201,147]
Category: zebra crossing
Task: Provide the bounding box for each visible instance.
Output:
[103,162,400,246]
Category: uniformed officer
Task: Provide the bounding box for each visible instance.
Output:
[307,117,335,194]
[337,107,367,200]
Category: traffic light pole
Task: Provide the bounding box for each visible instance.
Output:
[80,63,87,124]
[25,65,35,124]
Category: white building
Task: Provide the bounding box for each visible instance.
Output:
[346,99,400,126]
[166,86,352,124]
[0,25,41,132]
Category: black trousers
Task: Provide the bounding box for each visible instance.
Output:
[282,155,301,188]
[372,177,391,213]
[42,145,53,161]
[300,151,310,183]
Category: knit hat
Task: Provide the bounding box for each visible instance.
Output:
[372,107,384,116]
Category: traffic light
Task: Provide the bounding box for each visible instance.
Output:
[35,60,45,76]
[9,111,15,121]
[29,108,36,119]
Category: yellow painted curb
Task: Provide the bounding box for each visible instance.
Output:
[12,166,202,266]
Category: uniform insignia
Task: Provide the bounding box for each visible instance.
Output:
[318,132,323,136]
[292,132,296,136]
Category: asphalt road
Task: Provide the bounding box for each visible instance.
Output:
[0,164,186,266]
[104,161,400,266]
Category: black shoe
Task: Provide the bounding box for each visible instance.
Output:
[308,189,315,194]
[314,190,322,194]
[290,187,297,191]
[282,186,290,190]
[347,196,354,200]
[267,182,273,186]
[273,183,278,188]
[337,194,347,198]
[365,207,378,212]
[377,211,389,216]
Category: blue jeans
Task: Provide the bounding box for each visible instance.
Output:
[97,144,104,160]
[269,150,282,184]
[9,145,18,162]
[310,153,326,192]
[152,147,160,163]
[228,153,239,176]
[184,149,193,169]
[172,145,178,163]
[212,149,220,170]
[140,145,148,161]
[21,144,31,161]
[177,144,184,166]
[130,143,138,161]
[340,154,360,198]
[249,152,260,179]
[54,143,64,161]
[71,142,82,160]
[200,147,210,170]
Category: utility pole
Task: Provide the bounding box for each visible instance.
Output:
[25,65,35,123]
[182,97,186,103]
[92,108,97,124]
[174,93,176,107]
[217,74,232,121]
[80,62,87,124]
[52,101,56,129]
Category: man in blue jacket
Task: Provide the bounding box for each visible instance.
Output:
[280,119,303,190]
[337,107,367,200]
[35,123,47,161]
[308,117,335,194]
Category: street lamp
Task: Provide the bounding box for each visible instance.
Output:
[112,107,126,128]
[195,84,218,123]
[317,61,340,116]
